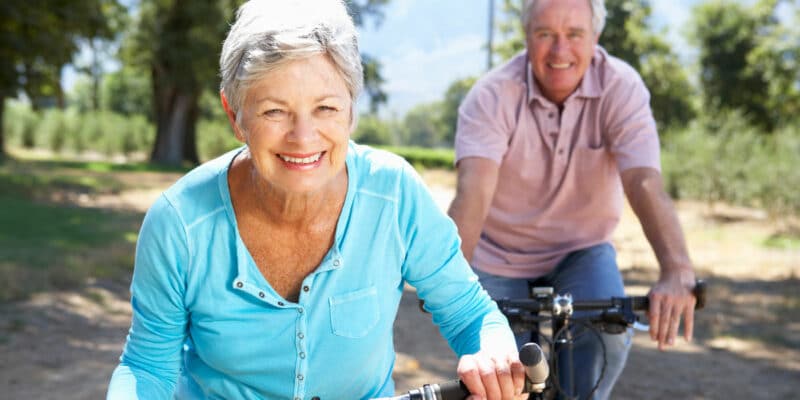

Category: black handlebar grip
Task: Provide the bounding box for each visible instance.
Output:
[693,279,707,310]
[434,380,470,400]
[631,296,649,311]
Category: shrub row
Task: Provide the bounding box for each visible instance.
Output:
[3,104,798,218]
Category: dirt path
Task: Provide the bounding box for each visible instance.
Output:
[1,169,798,399]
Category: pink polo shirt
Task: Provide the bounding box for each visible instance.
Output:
[455,46,660,278]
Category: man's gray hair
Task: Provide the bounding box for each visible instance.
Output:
[219,0,363,121]
[521,0,607,36]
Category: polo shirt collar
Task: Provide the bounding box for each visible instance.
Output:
[526,46,603,106]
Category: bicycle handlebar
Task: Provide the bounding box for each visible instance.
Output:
[377,342,548,400]
[378,379,469,400]
[497,279,707,314]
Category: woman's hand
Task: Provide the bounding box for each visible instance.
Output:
[456,345,527,400]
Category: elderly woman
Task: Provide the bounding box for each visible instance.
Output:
[107,1,524,399]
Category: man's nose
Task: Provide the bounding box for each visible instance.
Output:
[550,35,568,55]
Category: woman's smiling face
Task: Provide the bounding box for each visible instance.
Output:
[231,53,352,195]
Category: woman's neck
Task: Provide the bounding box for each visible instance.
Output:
[250,166,347,226]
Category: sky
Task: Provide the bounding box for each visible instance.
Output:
[356,0,703,117]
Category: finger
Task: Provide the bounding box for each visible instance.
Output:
[684,299,696,342]
[477,356,502,400]
[457,354,485,399]
[493,356,516,399]
[667,304,682,347]
[658,300,672,350]
[648,294,662,342]
[509,356,526,396]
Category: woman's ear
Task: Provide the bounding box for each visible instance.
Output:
[220,90,246,143]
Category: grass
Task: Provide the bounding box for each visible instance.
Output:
[763,232,800,250]
[0,157,146,302]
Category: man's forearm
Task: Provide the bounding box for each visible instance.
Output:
[448,157,501,263]
[448,194,485,262]
[622,168,694,281]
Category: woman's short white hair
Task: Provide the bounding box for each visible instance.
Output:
[522,0,607,36]
[219,0,363,122]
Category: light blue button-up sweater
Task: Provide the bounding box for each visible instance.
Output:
[107,142,512,399]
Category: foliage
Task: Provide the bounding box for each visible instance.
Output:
[101,66,153,118]
[688,0,798,132]
[378,145,455,170]
[439,77,477,145]
[494,0,526,60]
[0,0,125,158]
[387,76,476,148]
[361,54,389,114]
[353,114,397,145]
[197,118,241,162]
[4,102,155,159]
[662,111,800,219]
[745,1,800,130]
[401,103,447,148]
[0,0,125,105]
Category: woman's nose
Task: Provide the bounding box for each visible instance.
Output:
[288,114,316,142]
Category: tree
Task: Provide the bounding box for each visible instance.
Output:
[402,103,446,148]
[601,0,695,129]
[122,0,239,166]
[353,113,394,145]
[689,0,783,132]
[493,0,695,129]
[102,66,153,117]
[0,0,123,159]
[744,1,800,129]
[439,77,477,145]
[361,54,388,114]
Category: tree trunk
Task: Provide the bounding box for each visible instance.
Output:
[149,65,200,166]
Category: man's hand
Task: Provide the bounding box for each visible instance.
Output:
[648,269,697,350]
[457,346,527,400]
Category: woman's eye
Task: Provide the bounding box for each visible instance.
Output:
[264,109,284,117]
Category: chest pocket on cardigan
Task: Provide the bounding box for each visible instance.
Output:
[329,286,380,338]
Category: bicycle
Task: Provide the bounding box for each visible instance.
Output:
[494,279,708,400]
[376,341,550,400]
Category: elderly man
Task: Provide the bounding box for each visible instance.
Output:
[448,0,698,398]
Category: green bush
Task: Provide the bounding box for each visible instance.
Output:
[377,145,455,170]
[662,111,800,218]
[353,114,395,145]
[197,118,241,161]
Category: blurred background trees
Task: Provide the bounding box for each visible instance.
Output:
[1,0,798,218]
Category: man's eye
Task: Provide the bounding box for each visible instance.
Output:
[318,105,338,113]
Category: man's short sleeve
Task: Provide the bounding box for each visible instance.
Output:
[455,80,520,165]
[601,66,661,172]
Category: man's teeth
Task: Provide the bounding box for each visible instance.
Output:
[550,63,571,69]
[279,153,322,164]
